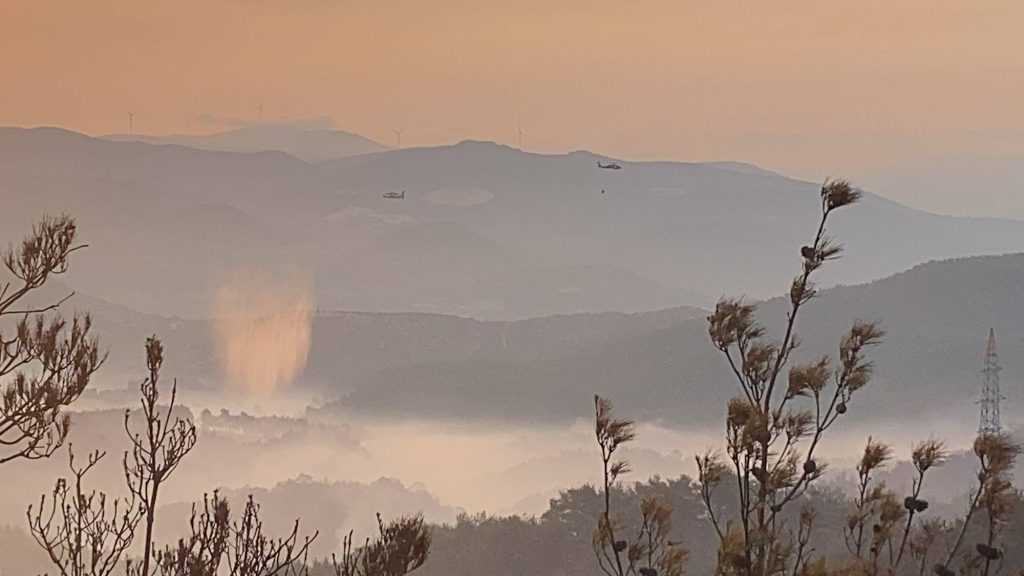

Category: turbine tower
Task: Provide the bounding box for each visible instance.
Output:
[978,327,1003,434]
[124,109,140,135]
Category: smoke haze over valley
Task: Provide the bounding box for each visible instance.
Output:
[3,123,1023,536]
[4,4,1024,573]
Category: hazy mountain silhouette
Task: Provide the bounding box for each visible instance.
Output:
[312,252,1024,426]
[105,123,389,163]
[43,252,1024,429]
[319,140,1024,301]
[861,153,1024,220]
[4,126,1024,319]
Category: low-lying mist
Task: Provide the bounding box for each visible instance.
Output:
[0,390,997,526]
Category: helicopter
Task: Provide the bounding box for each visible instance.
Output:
[598,162,622,170]
[382,190,406,200]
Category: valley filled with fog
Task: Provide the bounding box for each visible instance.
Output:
[2,123,1024,565]
[8,2,1024,573]
[2,124,1023,575]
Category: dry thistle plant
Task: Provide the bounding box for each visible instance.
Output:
[936,433,1021,576]
[593,395,687,576]
[840,414,1022,576]
[894,440,948,566]
[592,180,1021,576]
[696,179,883,576]
[841,437,949,576]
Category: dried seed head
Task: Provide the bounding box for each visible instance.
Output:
[145,335,164,373]
[727,398,753,428]
[821,179,862,210]
[788,357,830,398]
[912,439,948,473]
[857,438,893,475]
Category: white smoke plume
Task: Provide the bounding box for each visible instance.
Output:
[214,269,313,396]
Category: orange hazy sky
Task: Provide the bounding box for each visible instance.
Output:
[2,0,1023,180]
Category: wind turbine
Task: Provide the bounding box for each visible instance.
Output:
[392,127,405,149]
[123,109,140,135]
[517,124,524,150]
[256,100,264,120]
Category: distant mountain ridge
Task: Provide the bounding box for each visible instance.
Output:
[862,152,1024,220]
[314,252,1024,427]
[3,126,1024,321]
[49,252,1024,431]
[104,123,389,162]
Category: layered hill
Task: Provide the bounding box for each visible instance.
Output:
[105,124,389,163]
[4,126,1024,320]
[317,253,1024,427]
[44,253,1024,430]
